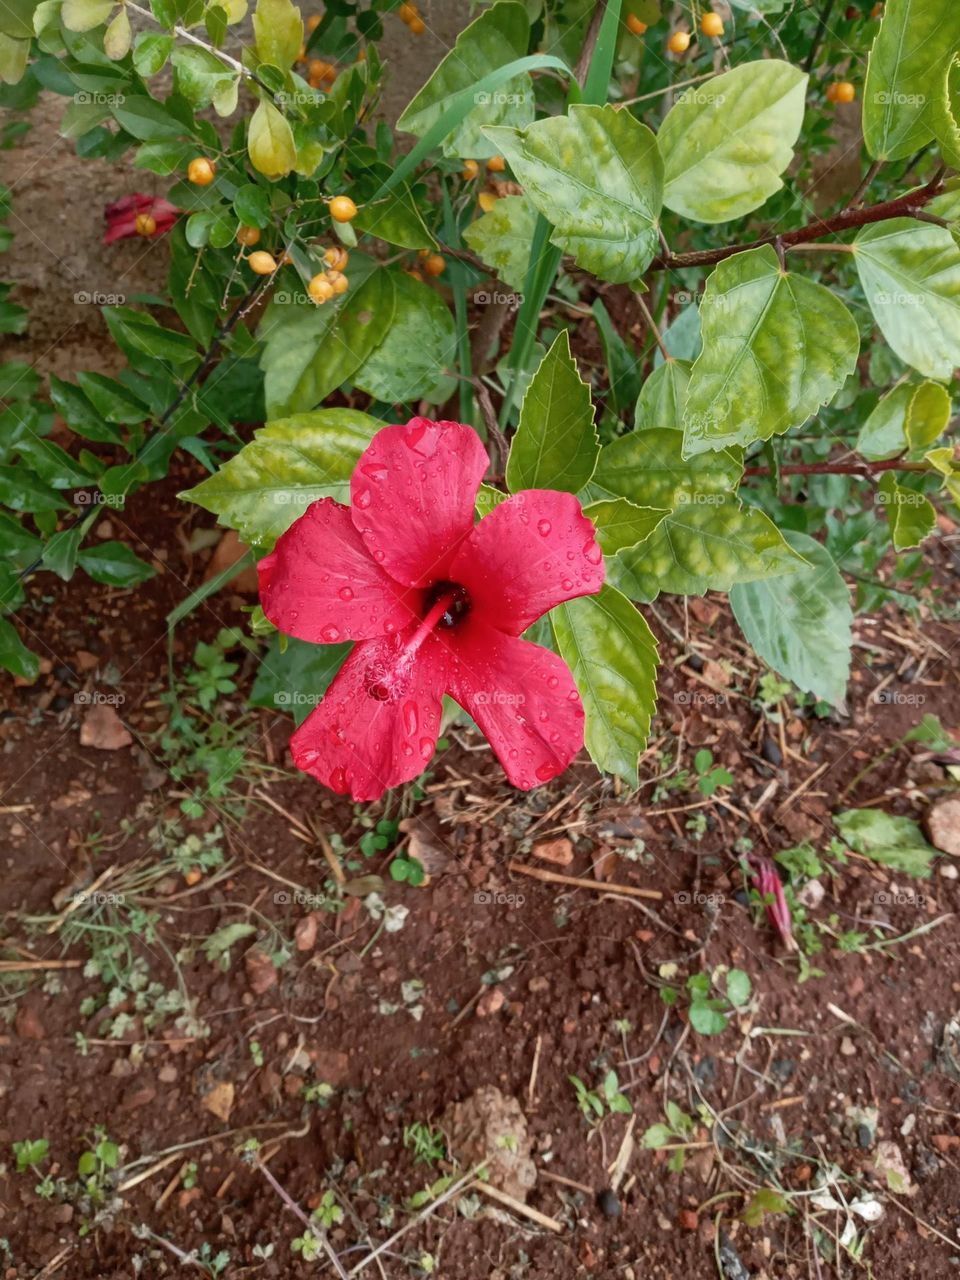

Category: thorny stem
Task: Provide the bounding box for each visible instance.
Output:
[648,173,947,272]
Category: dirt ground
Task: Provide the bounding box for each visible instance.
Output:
[2,56,960,1280]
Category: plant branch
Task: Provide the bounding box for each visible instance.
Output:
[804,0,836,72]
[744,457,931,479]
[574,0,609,90]
[648,174,947,272]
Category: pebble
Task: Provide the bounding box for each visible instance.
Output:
[761,738,783,766]
[597,1188,621,1218]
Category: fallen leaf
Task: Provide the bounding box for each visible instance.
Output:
[80,703,132,751]
[202,1081,235,1123]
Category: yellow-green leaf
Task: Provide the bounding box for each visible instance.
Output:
[252,0,302,71]
[248,98,296,179]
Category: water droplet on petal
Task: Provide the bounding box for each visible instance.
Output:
[373,549,386,563]
[562,578,573,590]
[535,763,556,781]
[537,519,552,537]
[583,538,603,566]
[355,487,372,510]
[419,737,433,760]
[361,461,388,481]
[321,624,341,642]
[547,675,559,689]
[403,701,419,736]
[330,766,348,791]
[402,743,414,757]
[338,586,354,602]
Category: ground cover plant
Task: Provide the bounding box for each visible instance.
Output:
[1,0,959,1275]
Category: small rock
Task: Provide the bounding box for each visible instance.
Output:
[158,1065,179,1084]
[925,798,960,856]
[202,1081,235,1123]
[244,948,278,995]
[15,1004,45,1040]
[109,1058,134,1078]
[528,976,549,993]
[761,738,783,767]
[295,913,319,952]
[309,1048,350,1085]
[179,1187,203,1210]
[939,862,959,880]
[74,650,99,672]
[53,1204,74,1225]
[532,837,573,867]
[121,1085,156,1111]
[931,1134,960,1153]
[597,1188,621,1218]
[442,1086,536,1201]
[873,1141,916,1196]
[477,987,505,1017]
[80,703,132,751]
[678,1208,699,1231]
[840,1036,857,1056]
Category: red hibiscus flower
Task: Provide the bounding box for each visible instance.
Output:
[258,417,605,801]
[103,193,181,244]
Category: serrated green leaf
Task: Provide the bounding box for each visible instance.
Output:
[683,246,859,455]
[352,272,456,404]
[932,53,960,167]
[488,104,663,284]
[877,472,936,550]
[633,360,690,430]
[854,216,960,381]
[863,0,960,162]
[582,498,667,556]
[659,60,807,223]
[834,808,936,877]
[505,330,598,493]
[180,408,383,549]
[730,531,852,707]
[397,3,534,158]
[857,380,951,460]
[462,194,537,292]
[552,583,658,787]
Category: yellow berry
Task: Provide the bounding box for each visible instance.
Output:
[309,58,335,82]
[326,270,349,295]
[308,273,335,303]
[409,15,425,33]
[486,155,506,173]
[667,29,691,53]
[478,191,498,213]
[307,13,321,30]
[328,195,358,223]
[423,253,445,277]
[135,212,157,237]
[831,80,856,103]
[323,245,349,271]
[297,43,306,61]
[461,159,480,180]
[406,268,424,282]
[236,225,261,247]
[248,251,278,275]
[187,156,216,185]
[626,14,647,35]
[700,12,724,37]
[398,2,417,19]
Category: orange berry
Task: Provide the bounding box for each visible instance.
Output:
[248,250,278,275]
[700,11,724,37]
[328,195,357,223]
[398,2,417,19]
[406,268,424,281]
[667,29,691,53]
[308,273,335,303]
[187,156,215,185]
[307,13,321,30]
[486,155,506,173]
[184,868,203,887]
[409,15,425,33]
[417,248,431,259]
[462,159,480,180]
[626,14,647,35]
[423,253,445,277]
[830,80,856,103]
[309,58,334,81]
[236,225,261,247]
[324,245,349,270]
[326,270,349,295]
[297,43,306,61]
[135,212,157,237]
[478,191,498,213]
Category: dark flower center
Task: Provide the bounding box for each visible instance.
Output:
[422,580,471,629]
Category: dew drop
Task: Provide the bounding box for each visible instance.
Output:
[403,701,419,736]
[354,487,372,510]
[537,519,552,537]
[583,538,603,566]
[562,578,573,590]
[535,763,556,781]
[338,586,354,602]
[320,624,341,642]
[384,619,397,634]
[547,675,559,689]
[509,748,519,760]
[419,737,433,760]
[402,743,414,757]
[361,461,388,481]
[567,689,579,701]
[330,766,348,791]
[373,549,386,563]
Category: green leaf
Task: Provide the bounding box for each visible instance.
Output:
[252,0,301,71]
[79,541,155,585]
[171,45,236,108]
[462,194,538,292]
[730,531,853,708]
[233,182,272,228]
[505,330,599,494]
[259,268,395,416]
[132,31,174,76]
[103,5,130,58]
[688,1002,728,1036]
[61,0,113,32]
[834,809,936,878]
[584,427,802,601]
[0,615,38,680]
[932,52,960,166]
[741,1188,790,1228]
[877,472,936,550]
[75,371,149,424]
[582,497,667,556]
[248,98,296,179]
[397,3,534,158]
[725,969,751,1008]
[103,306,198,365]
[0,33,28,84]
[111,94,190,142]
[633,360,690,430]
[488,104,663,284]
[250,634,351,726]
[180,408,383,549]
[862,0,960,162]
[352,190,435,252]
[641,1123,675,1149]
[552,583,658,787]
[857,380,951,460]
[854,216,960,381]
[683,246,860,454]
[43,523,84,580]
[0,466,66,512]
[352,272,456,404]
[659,60,807,223]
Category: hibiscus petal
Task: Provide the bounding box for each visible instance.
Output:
[449,490,604,635]
[350,417,489,588]
[445,616,585,789]
[290,630,450,802]
[259,498,415,642]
